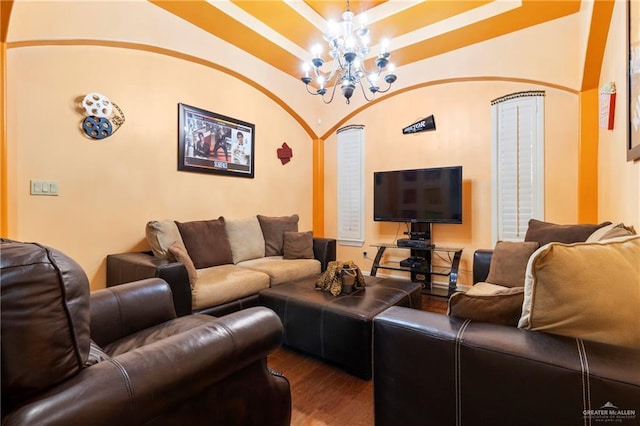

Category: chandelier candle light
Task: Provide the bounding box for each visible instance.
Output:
[301,0,397,104]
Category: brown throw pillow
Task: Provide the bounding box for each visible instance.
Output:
[485,241,540,288]
[175,217,233,269]
[168,242,198,289]
[283,231,314,259]
[257,214,299,256]
[524,219,611,246]
[448,283,525,326]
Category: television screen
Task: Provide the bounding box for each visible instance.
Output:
[373,166,462,223]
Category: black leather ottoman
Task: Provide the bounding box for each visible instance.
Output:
[259,275,422,379]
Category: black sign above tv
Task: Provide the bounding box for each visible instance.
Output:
[402,115,436,134]
[373,166,462,224]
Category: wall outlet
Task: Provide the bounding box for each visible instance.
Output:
[363,251,367,257]
[30,180,59,196]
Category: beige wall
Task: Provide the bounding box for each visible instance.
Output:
[322,2,640,287]
[313,7,584,136]
[6,46,313,289]
[5,0,638,291]
[323,82,579,286]
[599,0,640,225]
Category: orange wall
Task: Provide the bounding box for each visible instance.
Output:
[6,46,314,289]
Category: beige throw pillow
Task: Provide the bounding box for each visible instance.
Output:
[257,214,299,256]
[283,231,314,259]
[168,242,198,289]
[485,241,539,288]
[518,235,640,348]
[585,222,619,242]
[225,216,266,263]
[600,224,636,240]
[587,223,637,242]
[146,220,186,259]
[448,282,525,326]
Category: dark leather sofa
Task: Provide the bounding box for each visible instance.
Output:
[372,250,640,426]
[1,240,291,426]
[107,237,336,317]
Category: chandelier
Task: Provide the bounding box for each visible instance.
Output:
[301,0,397,105]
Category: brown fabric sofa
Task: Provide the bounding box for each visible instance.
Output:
[107,215,336,317]
[1,240,291,426]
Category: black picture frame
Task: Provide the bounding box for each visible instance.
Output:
[178,103,255,177]
[629,0,640,161]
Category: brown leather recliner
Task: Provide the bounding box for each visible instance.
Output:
[1,240,291,426]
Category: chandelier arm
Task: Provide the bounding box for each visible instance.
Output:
[375,82,393,94]
[326,54,346,83]
[327,65,342,87]
[305,85,320,96]
[358,79,376,102]
[324,69,337,84]
[314,57,342,89]
[360,61,385,88]
[313,66,328,82]
[322,81,339,104]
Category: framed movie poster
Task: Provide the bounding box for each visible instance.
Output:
[178,103,255,177]
[629,0,640,161]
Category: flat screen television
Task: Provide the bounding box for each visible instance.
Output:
[373,166,462,223]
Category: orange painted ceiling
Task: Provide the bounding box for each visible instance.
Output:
[149,0,582,82]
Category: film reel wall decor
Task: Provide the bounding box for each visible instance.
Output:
[80,93,125,139]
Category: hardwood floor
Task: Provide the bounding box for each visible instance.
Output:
[421,293,448,315]
[267,295,447,426]
[268,346,374,426]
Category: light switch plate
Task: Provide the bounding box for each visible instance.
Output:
[30,180,59,196]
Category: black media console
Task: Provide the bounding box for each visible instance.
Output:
[370,222,463,297]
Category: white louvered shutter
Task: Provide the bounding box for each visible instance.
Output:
[337,125,365,246]
[491,92,544,243]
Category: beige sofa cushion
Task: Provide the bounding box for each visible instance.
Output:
[191,265,270,310]
[146,220,186,259]
[518,235,640,348]
[448,282,525,326]
[238,256,321,286]
[225,216,266,263]
[485,241,539,288]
